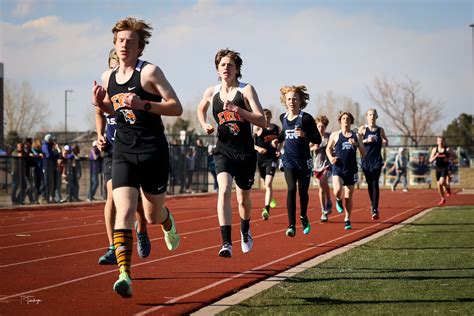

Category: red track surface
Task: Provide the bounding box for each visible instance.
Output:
[0,189,471,315]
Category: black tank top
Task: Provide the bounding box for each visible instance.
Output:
[212,83,253,154]
[255,124,279,161]
[107,60,167,154]
[435,147,449,169]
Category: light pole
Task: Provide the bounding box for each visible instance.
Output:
[65,89,73,144]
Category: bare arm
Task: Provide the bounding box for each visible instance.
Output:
[326,132,338,165]
[429,147,437,163]
[92,69,114,114]
[380,127,388,146]
[356,133,366,158]
[358,125,368,144]
[95,108,107,152]
[197,86,215,135]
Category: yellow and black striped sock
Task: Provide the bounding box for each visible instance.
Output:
[113,229,133,276]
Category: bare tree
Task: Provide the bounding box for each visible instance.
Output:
[4,80,50,137]
[367,76,442,146]
[315,91,363,132]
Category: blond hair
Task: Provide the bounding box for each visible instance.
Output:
[315,115,329,127]
[279,85,310,109]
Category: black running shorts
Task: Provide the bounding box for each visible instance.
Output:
[257,159,277,179]
[213,149,256,190]
[103,156,113,183]
[112,150,169,194]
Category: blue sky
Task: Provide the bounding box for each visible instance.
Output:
[0,0,472,133]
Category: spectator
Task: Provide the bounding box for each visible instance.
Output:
[207,145,218,192]
[87,140,102,201]
[185,147,195,193]
[70,144,82,201]
[31,139,44,203]
[41,134,60,203]
[391,147,409,192]
[23,138,35,204]
[11,142,26,204]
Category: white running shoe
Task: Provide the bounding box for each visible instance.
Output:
[218,243,232,258]
[241,231,254,254]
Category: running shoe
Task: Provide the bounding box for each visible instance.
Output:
[320,213,328,222]
[113,270,133,298]
[135,221,151,258]
[325,200,333,215]
[300,216,311,235]
[335,198,344,213]
[162,210,180,251]
[98,247,116,265]
[241,231,253,253]
[261,208,270,220]
[344,220,352,230]
[270,198,277,208]
[285,226,296,237]
[438,198,446,206]
[218,242,232,258]
[371,209,379,220]
[402,188,409,192]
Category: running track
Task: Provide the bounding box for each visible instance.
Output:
[0,189,471,315]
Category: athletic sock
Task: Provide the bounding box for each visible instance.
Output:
[109,244,115,251]
[161,207,172,231]
[264,205,270,213]
[240,218,250,235]
[220,225,232,245]
[113,229,133,275]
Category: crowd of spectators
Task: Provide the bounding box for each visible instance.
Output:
[8,134,102,205]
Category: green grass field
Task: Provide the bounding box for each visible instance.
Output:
[220,206,474,315]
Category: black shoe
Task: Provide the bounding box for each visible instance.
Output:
[371,209,379,220]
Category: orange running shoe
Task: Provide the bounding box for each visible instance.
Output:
[438,198,446,206]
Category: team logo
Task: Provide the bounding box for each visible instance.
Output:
[121,109,137,125]
[227,123,240,136]
[285,129,298,140]
[342,141,354,150]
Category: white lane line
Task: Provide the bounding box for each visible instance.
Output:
[0,212,289,267]
[193,206,433,315]
[137,205,423,315]
[0,202,423,307]
[0,214,217,242]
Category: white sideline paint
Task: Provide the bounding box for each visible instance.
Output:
[191,206,435,315]
[0,205,366,301]
[136,205,426,315]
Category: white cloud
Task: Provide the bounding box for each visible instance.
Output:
[0,2,470,133]
[11,0,35,18]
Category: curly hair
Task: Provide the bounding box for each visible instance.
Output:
[112,17,152,57]
[215,49,243,80]
[279,85,310,109]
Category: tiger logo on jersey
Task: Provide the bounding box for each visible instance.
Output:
[111,93,137,125]
[227,123,240,136]
[121,109,137,125]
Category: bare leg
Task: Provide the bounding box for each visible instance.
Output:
[217,172,233,225]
